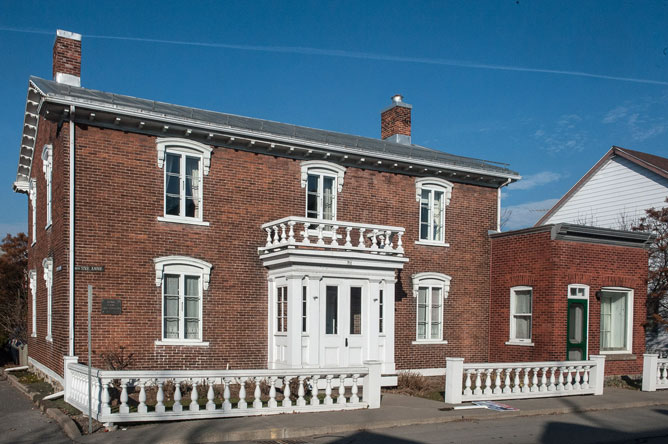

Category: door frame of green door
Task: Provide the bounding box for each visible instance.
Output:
[566,298,588,360]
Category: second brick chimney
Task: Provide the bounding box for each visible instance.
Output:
[52,29,81,87]
[381,94,411,145]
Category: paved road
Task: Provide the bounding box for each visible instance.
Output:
[269,405,668,444]
[0,378,71,444]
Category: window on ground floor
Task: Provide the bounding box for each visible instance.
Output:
[510,286,532,343]
[600,288,633,354]
[277,286,288,333]
[412,272,451,342]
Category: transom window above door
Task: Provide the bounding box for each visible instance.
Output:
[415,178,453,245]
[300,161,346,221]
[156,138,212,226]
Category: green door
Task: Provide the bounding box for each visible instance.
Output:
[567,299,588,360]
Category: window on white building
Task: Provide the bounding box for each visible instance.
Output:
[301,285,307,334]
[29,179,36,245]
[301,161,346,221]
[42,145,52,229]
[509,286,532,343]
[277,286,288,333]
[42,257,53,341]
[325,285,338,334]
[412,272,451,343]
[29,270,37,337]
[600,288,633,353]
[153,256,212,344]
[379,289,384,334]
[156,138,212,225]
[415,178,453,245]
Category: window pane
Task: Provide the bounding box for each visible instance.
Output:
[164,318,179,339]
[166,195,180,216]
[302,286,307,333]
[601,292,627,350]
[185,198,196,218]
[307,175,319,218]
[185,319,199,339]
[379,289,384,334]
[185,276,199,296]
[166,174,180,195]
[166,153,180,174]
[420,190,430,240]
[323,177,334,220]
[164,296,179,317]
[568,303,584,344]
[326,286,338,334]
[514,316,531,339]
[185,297,199,318]
[164,275,179,295]
[417,288,428,323]
[430,288,441,339]
[514,290,531,314]
[417,323,427,340]
[350,287,362,335]
[433,191,444,242]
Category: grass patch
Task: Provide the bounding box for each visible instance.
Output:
[604,375,642,391]
[384,372,444,402]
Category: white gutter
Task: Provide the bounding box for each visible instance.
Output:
[69,104,75,357]
[497,178,512,231]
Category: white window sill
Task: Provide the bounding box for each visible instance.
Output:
[45,223,52,231]
[157,216,210,226]
[274,333,288,337]
[31,241,36,247]
[31,333,37,338]
[45,335,52,342]
[412,340,448,345]
[154,340,209,347]
[599,349,632,355]
[415,240,450,247]
[505,340,534,346]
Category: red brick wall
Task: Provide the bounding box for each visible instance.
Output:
[489,229,648,375]
[381,105,411,139]
[52,36,81,79]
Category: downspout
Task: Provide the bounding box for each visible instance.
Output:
[497,178,512,231]
[69,105,75,357]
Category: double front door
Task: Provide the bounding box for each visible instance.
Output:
[319,280,368,367]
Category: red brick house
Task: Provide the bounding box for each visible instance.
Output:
[13,30,650,390]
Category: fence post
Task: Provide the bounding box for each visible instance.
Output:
[588,355,606,395]
[363,360,382,409]
[63,356,79,402]
[445,357,464,404]
[642,354,659,392]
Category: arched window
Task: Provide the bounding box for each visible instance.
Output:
[412,272,451,342]
[300,160,346,221]
[415,177,453,245]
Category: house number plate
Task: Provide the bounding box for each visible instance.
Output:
[101,299,122,315]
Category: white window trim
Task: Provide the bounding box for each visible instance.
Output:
[415,177,452,245]
[42,145,53,230]
[29,179,37,245]
[599,287,634,355]
[412,272,451,343]
[508,286,532,345]
[568,284,590,299]
[156,138,212,225]
[42,257,53,342]
[154,256,212,345]
[301,160,346,223]
[301,279,308,336]
[29,270,37,337]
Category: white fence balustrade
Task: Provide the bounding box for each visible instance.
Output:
[642,354,668,391]
[259,216,405,256]
[444,356,606,404]
[64,357,382,424]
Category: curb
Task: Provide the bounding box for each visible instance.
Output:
[2,369,82,440]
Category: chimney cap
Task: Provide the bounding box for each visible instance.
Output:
[56,29,82,41]
[392,94,403,103]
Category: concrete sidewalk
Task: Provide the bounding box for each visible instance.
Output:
[75,388,668,444]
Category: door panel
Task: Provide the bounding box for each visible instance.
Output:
[567,299,587,360]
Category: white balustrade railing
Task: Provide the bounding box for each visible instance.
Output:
[444,356,606,404]
[63,357,382,424]
[642,354,668,391]
[259,216,405,256]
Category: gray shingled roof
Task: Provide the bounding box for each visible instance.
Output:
[27,76,519,179]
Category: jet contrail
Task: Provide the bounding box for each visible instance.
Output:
[2,26,667,86]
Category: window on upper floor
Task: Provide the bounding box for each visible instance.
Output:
[154,256,212,345]
[301,161,346,221]
[509,286,532,344]
[412,272,451,343]
[42,257,53,342]
[415,178,453,245]
[29,179,36,245]
[42,145,52,229]
[156,138,212,226]
[29,270,36,337]
[600,288,633,354]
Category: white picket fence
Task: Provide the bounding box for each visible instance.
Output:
[63,357,381,424]
[444,356,606,404]
[642,354,668,391]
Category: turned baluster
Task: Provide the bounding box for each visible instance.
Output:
[573,367,581,390]
[317,225,325,246]
[463,370,473,396]
[253,377,262,409]
[539,367,548,392]
[582,366,590,390]
[503,369,511,394]
[565,367,573,391]
[119,380,129,414]
[385,230,392,249]
[311,375,320,406]
[302,223,311,244]
[190,381,200,411]
[329,226,338,246]
[358,228,366,248]
[272,226,280,245]
[287,221,296,245]
[138,381,148,414]
[297,376,307,407]
[522,368,530,393]
[268,376,278,409]
[222,378,232,411]
[238,378,248,409]
[173,381,183,413]
[282,376,292,407]
[206,379,216,411]
[152,380,164,414]
[557,367,565,391]
[265,228,272,248]
[662,363,668,383]
[396,232,404,253]
[337,374,347,404]
[548,367,557,391]
[483,369,492,395]
[530,368,539,393]
[324,375,333,405]
[493,369,502,394]
[345,227,353,248]
[278,223,286,244]
[473,369,482,395]
[350,374,360,403]
[100,380,111,416]
[512,368,521,393]
[371,229,379,250]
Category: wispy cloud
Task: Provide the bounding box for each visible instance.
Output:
[502,198,560,230]
[601,96,668,142]
[507,171,562,191]
[2,26,668,86]
[533,114,587,153]
[601,106,629,124]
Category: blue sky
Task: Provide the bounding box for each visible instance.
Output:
[1,0,667,233]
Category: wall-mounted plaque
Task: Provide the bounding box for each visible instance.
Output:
[101,299,122,315]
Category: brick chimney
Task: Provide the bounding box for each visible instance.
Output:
[381,94,411,145]
[52,30,81,87]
